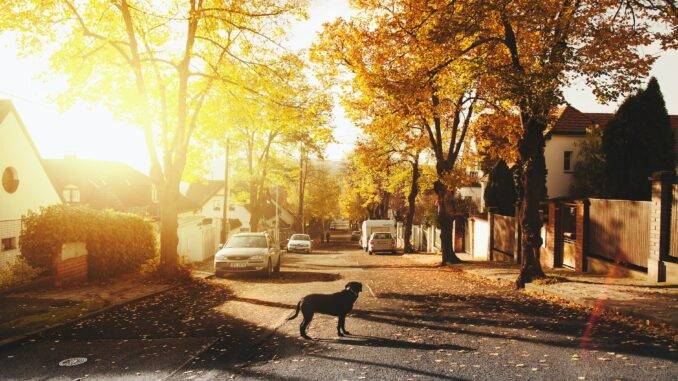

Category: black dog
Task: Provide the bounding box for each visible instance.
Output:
[287,281,363,339]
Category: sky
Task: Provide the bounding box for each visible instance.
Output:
[1,0,676,175]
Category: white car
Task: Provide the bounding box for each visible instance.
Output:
[368,232,396,255]
[287,233,312,253]
[214,233,281,277]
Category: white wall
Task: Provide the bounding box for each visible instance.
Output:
[471,218,489,260]
[544,135,585,198]
[1,111,61,267]
[199,192,251,230]
[0,112,61,221]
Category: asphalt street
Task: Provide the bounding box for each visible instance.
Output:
[0,243,675,380]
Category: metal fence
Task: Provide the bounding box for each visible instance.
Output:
[492,214,516,257]
[589,198,651,268]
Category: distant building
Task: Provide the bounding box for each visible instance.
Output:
[0,100,62,267]
[43,156,161,217]
[177,181,295,262]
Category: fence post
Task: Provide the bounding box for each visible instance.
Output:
[574,199,589,272]
[513,202,521,264]
[487,208,496,261]
[648,171,674,282]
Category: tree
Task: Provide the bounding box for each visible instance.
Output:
[570,125,607,198]
[305,163,341,231]
[423,0,675,287]
[313,4,484,264]
[484,160,516,216]
[2,0,309,276]
[603,77,675,200]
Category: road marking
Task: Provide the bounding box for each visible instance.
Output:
[366,282,377,298]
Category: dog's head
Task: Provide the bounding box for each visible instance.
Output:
[345,281,363,294]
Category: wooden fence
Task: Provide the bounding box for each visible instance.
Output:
[589,198,651,268]
[671,185,678,260]
[491,214,516,258]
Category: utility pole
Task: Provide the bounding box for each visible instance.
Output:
[220,140,230,244]
[275,185,280,247]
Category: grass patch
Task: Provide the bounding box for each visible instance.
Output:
[0,298,107,341]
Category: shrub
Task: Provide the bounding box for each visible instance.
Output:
[484,160,517,216]
[20,205,156,280]
[0,256,40,290]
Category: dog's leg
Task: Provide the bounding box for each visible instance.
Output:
[337,314,348,336]
[300,311,314,339]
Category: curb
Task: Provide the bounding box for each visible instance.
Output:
[0,282,179,350]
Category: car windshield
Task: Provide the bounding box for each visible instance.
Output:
[225,235,268,248]
[373,233,392,239]
[290,234,310,241]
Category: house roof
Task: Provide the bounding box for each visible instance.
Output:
[0,100,63,202]
[43,158,155,210]
[547,104,678,156]
[183,180,224,208]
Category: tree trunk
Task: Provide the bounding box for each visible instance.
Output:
[403,158,420,253]
[159,183,179,276]
[434,180,461,264]
[515,116,547,288]
[297,147,305,233]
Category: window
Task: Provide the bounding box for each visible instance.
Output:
[2,167,19,193]
[1,237,17,252]
[63,185,80,203]
[563,151,573,172]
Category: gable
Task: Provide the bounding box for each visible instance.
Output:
[0,102,61,220]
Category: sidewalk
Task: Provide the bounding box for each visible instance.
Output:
[405,253,678,328]
[0,273,177,347]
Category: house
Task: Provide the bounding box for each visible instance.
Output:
[43,156,160,216]
[0,100,62,268]
[177,180,295,262]
[544,104,678,198]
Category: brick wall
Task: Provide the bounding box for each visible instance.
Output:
[53,242,88,287]
[574,200,588,272]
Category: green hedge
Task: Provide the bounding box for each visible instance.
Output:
[20,205,156,279]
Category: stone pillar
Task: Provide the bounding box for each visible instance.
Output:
[574,199,589,272]
[487,207,496,261]
[648,171,674,282]
[543,201,561,268]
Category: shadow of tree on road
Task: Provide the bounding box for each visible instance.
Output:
[222,271,342,284]
[319,335,474,351]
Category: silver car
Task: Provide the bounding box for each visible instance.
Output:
[214,233,282,277]
[287,233,312,253]
[368,232,396,255]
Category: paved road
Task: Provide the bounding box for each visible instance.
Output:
[0,244,675,380]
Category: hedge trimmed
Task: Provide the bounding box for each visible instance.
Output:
[20,205,156,279]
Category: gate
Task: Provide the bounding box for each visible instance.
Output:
[561,203,577,268]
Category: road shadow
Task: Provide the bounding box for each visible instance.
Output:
[319,335,473,351]
[221,271,342,284]
[351,292,677,361]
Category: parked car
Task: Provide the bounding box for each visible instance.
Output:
[350,230,361,242]
[368,232,396,255]
[214,232,281,277]
[287,233,312,253]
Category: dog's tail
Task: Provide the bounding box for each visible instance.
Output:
[287,300,301,321]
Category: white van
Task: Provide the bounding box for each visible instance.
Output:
[360,220,396,251]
